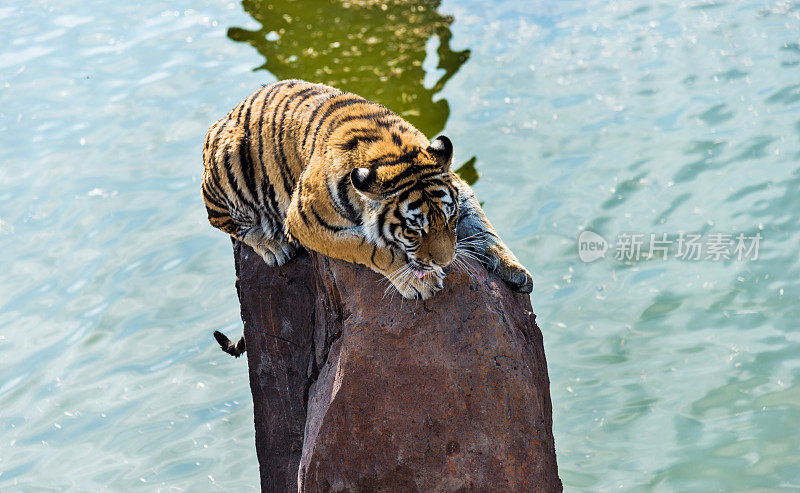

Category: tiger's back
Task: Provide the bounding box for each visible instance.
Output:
[202,80,428,246]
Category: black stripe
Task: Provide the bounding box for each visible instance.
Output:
[210,217,235,234]
[295,181,310,226]
[376,206,392,240]
[373,149,421,169]
[206,207,229,219]
[270,88,298,197]
[326,110,393,135]
[259,80,297,229]
[297,92,343,156]
[406,197,424,210]
[382,164,440,191]
[421,177,447,186]
[370,245,378,267]
[290,87,322,110]
[384,172,447,196]
[338,137,360,151]
[237,92,260,204]
[311,207,347,232]
[206,123,233,211]
[369,153,400,165]
[207,176,228,209]
[276,87,320,195]
[393,207,407,229]
[372,118,398,131]
[396,186,418,204]
[321,110,393,145]
[335,174,361,224]
[351,131,381,142]
[303,94,362,146]
[203,185,228,209]
[227,90,261,208]
[279,165,295,202]
[306,97,370,156]
[232,98,248,124]
[222,152,256,212]
[264,181,281,229]
[256,82,290,203]
[269,85,297,146]
[336,132,381,152]
[389,222,402,240]
[258,82,286,203]
[325,179,351,219]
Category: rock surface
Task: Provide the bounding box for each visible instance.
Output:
[234,240,561,492]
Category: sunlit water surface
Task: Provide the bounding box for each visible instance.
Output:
[2,0,799,490]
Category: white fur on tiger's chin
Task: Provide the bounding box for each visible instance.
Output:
[391,265,446,300]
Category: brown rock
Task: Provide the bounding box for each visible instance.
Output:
[233,241,561,492]
[234,242,316,491]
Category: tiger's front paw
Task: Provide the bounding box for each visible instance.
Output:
[391,267,446,300]
[496,260,533,294]
[486,246,533,294]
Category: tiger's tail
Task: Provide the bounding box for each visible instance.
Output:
[213,330,246,358]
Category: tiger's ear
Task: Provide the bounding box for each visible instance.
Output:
[350,167,383,199]
[427,135,453,170]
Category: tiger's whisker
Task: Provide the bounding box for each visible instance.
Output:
[457,249,492,263]
[453,252,481,280]
[457,231,488,242]
[383,264,410,284]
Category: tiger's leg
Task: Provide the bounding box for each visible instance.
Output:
[454,177,534,294]
[203,118,300,267]
[203,191,298,267]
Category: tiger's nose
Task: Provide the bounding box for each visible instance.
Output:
[427,230,455,267]
[431,247,454,267]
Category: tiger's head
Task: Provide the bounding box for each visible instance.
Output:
[350,135,459,279]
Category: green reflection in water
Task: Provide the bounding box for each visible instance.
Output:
[228,0,478,184]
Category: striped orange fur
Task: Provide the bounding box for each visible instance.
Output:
[203,80,532,299]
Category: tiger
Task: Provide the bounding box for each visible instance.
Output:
[202,79,532,311]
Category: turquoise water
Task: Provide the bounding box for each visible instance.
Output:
[2,0,799,490]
